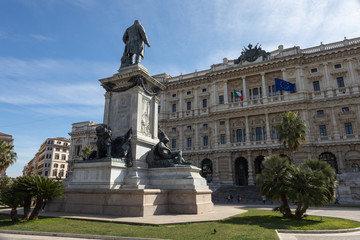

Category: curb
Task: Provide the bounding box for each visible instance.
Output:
[0,230,169,240]
[276,227,360,234]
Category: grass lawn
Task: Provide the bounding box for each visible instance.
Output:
[0,209,359,240]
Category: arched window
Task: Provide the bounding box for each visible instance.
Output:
[200,159,213,183]
[319,152,338,173]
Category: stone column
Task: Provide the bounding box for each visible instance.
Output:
[159,92,166,120]
[261,73,268,101]
[103,92,112,126]
[323,63,334,97]
[195,123,199,150]
[153,96,160,139]
[245,115,250,145]
[179,125,184,150]
[348,59,359,94]
[211,84,217,106]
[331,108,340,140]
[226,119,231,145]
[214,121,218,148]
[281,68,288,96]
[265,113,271,143]
[242,76,248,105]
[194,87,199,115]
[247,150,255,185]
[296,66,304,92]
[224,80,229,104]
[178,90,183,118]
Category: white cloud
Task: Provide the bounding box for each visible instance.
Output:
[30,34,55,41]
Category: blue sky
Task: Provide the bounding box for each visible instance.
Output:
[1,0,360,177]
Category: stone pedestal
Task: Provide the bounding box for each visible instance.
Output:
[47,64,214,217]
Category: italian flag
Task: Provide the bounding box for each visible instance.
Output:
[234,89,243,101]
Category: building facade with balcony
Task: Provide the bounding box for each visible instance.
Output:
[156,37,360,202]
[23,137,71,180]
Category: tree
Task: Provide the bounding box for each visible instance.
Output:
[256,155,293,218]
[80,145,93,160]
[0,184,22,222]
[28,176,65,220]
[0,140,17,175]
[257,155,337,220]
[277,112,307,158]
[289,159,337,219]
[13,176,33,221]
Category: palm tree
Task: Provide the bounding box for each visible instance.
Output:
[13,176,33,221]
[277,112,307,159]
[0,184,22,222]
[80,145,93,160]
[256,155,293,218]
[0,140,17,175]
[28,176,65,220]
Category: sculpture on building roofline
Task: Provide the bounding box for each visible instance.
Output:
[146,129,192,168]
[87,124,133,167]
[120,20,151,68]
[234,43,270,65]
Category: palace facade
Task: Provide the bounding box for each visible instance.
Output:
[155,37,360,202]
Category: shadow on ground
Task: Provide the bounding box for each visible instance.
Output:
[221,214,321,230]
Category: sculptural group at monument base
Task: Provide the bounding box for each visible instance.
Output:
[87,124,133,167]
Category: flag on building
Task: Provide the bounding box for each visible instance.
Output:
[234,89,243,101]
[274,78,296,92]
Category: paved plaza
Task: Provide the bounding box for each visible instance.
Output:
[0,205,360,240]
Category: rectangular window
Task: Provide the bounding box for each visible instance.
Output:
[220,121,225,126]
[203,124,208,129]
[172,93,176,97]
[172,104,176,112]
[311,68,318,73]
[172,127,176,132]
[45,171,48,176]
[158,105,160,113]
[256,127,263,141]
[313,81,320,91]
[75,146,81,156]
[337,77,345,88]
[202,99,207,108]
[61,155,66,160]
[187,138,192,148]
[319,125,327,136]
[187,101,191,110]
[187,125,192,130]
[249,89,252,100]
[317,110,324,115]
[236,129,243,142]
[345,123,353,135]
[171,139,176,148]
[56,148,60,151]
[219,95,224,104]
[187,91,191,95]
[253,88,259,99]
[203,136,208,146]
[52,169,57,177]
[334,64,342,69]
[60,164,65,168]
[342,107,349,112]
[220,134,226,144]
[202,88,207,92]
[55,154,59,159]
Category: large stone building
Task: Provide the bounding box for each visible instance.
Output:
[68,37,360,203]
[155,37,360,202]
[23,137,71,180]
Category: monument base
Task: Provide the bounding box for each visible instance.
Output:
[47,188,213,217]
[48,164,213,217]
